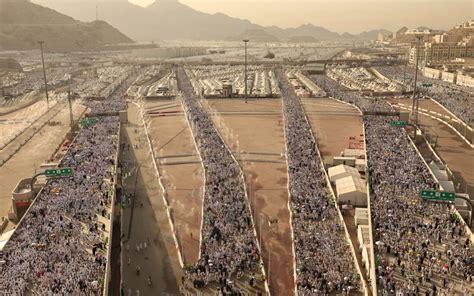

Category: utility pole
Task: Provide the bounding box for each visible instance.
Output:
[67,90,74,130]
[243,39,249,103]
[411,36,422,126]
[402,50,408,90]
[38,41,49,109]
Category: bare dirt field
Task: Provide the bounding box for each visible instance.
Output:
[203,98,295,296]
[302,98,363,161]
[146,99,204,265]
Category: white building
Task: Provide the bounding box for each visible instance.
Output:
[335,175,368,207]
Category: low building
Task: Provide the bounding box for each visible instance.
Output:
[441,70,457,83]
[328,164,361,183]
[409,42,474,64]
[456,72,474,87]
[10,178,34,222]
[335,175,368,207]
[424,67,442,79]
[354,208,369,226]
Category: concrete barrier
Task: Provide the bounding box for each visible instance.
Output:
[103,125,121,296]
[179,95,206,265]
[328,96,376,295]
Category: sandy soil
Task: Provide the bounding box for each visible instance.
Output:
[203,98,295,296]
[146,99,204,265]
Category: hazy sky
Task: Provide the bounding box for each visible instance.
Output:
[127,0,473,33]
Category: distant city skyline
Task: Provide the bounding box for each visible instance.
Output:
[124,0,473,33]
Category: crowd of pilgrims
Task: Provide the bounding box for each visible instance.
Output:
[85,72,139,115]
[176,66,262,291]
[0,117,119,295]
[0,71,136,295]
[276,68,361,295]
[375,66,473,126]
[310,73,474,295]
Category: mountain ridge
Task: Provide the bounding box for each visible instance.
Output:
[0,0,133,51]
[33,0,391,42]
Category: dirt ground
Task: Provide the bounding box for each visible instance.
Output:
[146,99,204,265]
[203,98,295,296]
[302,98,364,161]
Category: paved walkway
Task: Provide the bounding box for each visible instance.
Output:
[120,102,182,296]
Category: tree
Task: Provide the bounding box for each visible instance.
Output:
[264,51,275,59]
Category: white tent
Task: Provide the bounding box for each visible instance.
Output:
[335,175,367,206]
[328,164,361,184]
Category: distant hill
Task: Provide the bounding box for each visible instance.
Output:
[145,0,261,40]
[286,36,319,43]
[357,29,393,40]
[266,24,341,41]
[227,29,280,43]
[34,0,390,42]
[0,0,133,51]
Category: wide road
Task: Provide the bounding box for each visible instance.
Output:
[391,102,474,200]
[120,102,182,296]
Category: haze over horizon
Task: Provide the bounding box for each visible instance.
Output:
[129,0,472,33]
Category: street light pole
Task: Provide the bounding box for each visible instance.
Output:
[67,90,74,130]
[243,39,249,103]
[402,51,408,90]
[411,35,422,126]
[38,41,50,109]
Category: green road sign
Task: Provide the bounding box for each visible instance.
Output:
[421,190,455,202]
[390,121,408,127]
[81,118,97,127]
[422,83,433,87]
[45,168,73,178]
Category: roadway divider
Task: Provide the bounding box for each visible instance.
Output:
[1,117,82,251]
[407,128,474,243]
[179,94,206,265]
[280,103,299,296]
[394,103,474,148]
[103,123,121,296]
[0,100,62,165]
[300,96,369,296]
[327,96,377,296]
